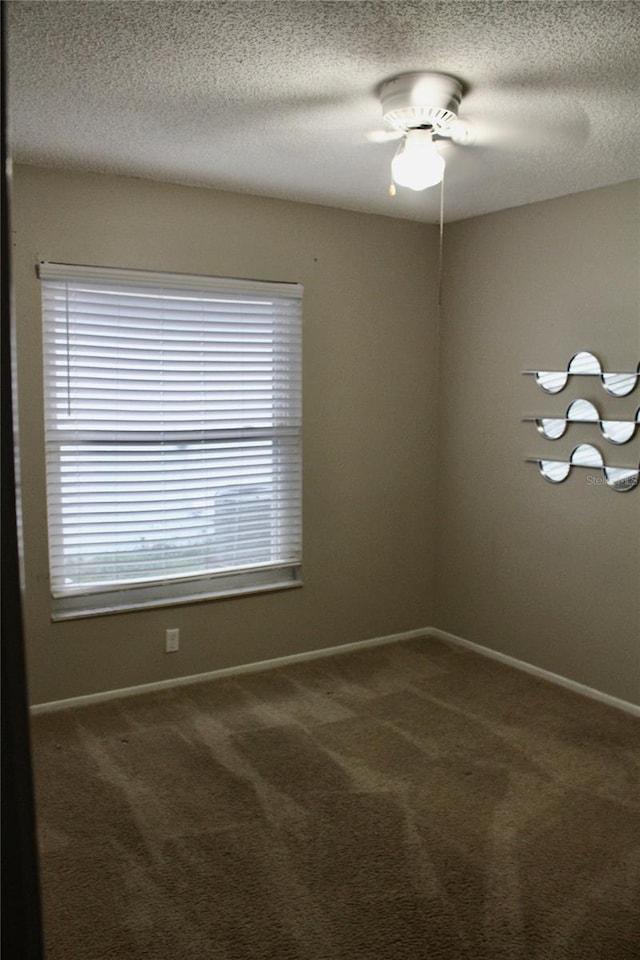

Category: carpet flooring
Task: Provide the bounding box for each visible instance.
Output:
[30,637,640,959]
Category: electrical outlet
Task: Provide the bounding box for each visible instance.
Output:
[165,628,180,653]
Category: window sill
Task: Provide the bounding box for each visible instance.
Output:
[51,571,302,622]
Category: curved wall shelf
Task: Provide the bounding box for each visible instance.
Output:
[523,351,639,396]
[526,443,639,492]
[523,400,640,444]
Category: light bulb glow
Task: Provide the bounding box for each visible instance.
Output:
[391,129,445,191]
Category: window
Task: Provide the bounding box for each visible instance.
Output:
[39,262,302,619]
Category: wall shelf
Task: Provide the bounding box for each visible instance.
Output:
[522,351,639,396]
[522,400,640,444]
[526,444,639,492]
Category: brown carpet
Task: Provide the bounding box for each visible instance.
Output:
[30,637,640,959]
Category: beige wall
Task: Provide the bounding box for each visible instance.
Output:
[12,164,439,704]
[11,166,640,707]
[436,181,640,705]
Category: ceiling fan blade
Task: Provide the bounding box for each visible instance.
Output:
[455,93,591,156]
[365,129,404,143]
[441,118,476,146]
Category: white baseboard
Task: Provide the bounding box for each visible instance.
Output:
[30,628,429,714]
[426,627,640,718]
[30,625,640,718]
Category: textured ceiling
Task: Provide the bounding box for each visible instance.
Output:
[7,1,640,222]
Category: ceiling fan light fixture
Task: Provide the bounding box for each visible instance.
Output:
[391,129,445,190]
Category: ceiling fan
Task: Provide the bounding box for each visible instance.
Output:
[368,69,593,197]
[367,72,475,193]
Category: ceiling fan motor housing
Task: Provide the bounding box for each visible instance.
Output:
[381,72,463,132]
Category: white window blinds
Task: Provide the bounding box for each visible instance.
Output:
[39,262,302,619]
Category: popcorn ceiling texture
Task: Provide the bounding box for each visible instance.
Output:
[7,1,640,222]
